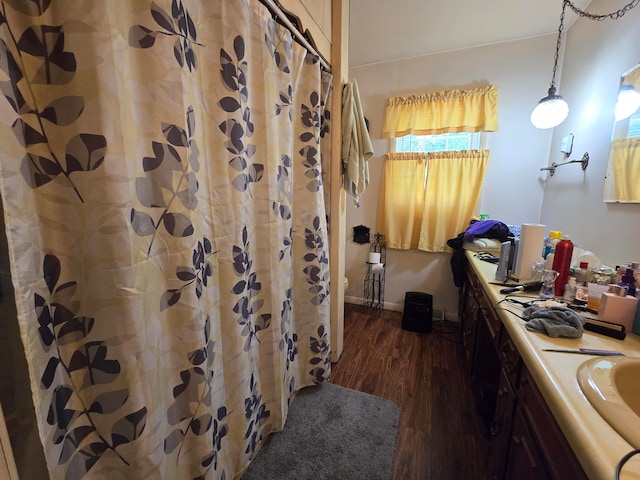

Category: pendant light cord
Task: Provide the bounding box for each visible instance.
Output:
[551,0,640,88]
[549,1,568,89]
[565,0,640,21]
[532,0,639,128]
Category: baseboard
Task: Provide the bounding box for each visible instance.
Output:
[344,295,458,323]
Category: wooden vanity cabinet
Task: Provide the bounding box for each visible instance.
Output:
[504,409,549,480]
[517,365,587,480]
[459,269,480,372]
[459,267,501,435]
[461,260,588,480]
[488,370,517,480]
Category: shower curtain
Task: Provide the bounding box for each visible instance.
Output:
[0,1,332,479]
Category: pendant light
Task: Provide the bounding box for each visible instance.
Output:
[531,0,640,129]
[530,1,569,129]
[614,84,640,121]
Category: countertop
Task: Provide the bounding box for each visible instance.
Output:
[466,251,640,480]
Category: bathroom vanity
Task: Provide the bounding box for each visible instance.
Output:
[459,251,640,480]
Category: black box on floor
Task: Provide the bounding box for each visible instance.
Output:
[401,291,433,333]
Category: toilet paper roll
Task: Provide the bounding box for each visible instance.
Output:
[514,223,546,280]
[371,263,384,274]
[368,252,381,264]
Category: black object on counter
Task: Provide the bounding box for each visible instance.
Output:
[499,281,543,294]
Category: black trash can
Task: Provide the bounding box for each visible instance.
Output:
[401,291,433,333]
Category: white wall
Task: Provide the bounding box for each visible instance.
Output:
[347,35,557,316]
[540,0,640,267]
[346,1,640,317]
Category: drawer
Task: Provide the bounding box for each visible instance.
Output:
[498,328,521,389]
[480,295,502,343]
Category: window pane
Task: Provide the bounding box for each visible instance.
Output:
[395,132,480,153]
[628,111,640,138]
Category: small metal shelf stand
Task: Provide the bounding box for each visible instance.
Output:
[363,233,386,309]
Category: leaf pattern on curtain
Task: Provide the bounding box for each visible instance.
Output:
[0,1,332,479]
[278,290,297,369]
[164,314,229,480]
[0,4,106,202]
[129,0,202,71]
[264,15,292,75]
[232,226,272,352]
[303,216,329,306]
[219,36,263,194]
[309,324,330,383]
[131,107,199,255]
[243,373,271,456]
[161,237,215,311]
[36,254,147,478]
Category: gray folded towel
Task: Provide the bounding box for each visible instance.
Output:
[522,305,584,338]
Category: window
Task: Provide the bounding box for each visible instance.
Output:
[627,110,640,138]
[395,132,480,153]
[379,86,497,251]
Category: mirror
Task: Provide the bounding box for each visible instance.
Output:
[603,64,640,203]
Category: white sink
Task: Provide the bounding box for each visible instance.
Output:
[577,356,640,448]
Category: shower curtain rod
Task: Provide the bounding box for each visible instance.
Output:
[259,0,331,72]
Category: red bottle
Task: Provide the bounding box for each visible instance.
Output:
[552,235,574,297]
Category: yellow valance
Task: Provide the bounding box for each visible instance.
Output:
[382,85,498,138]
[385,152,427,161]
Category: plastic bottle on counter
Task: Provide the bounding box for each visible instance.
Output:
[542,230,562,259]
[587,266,613,312]
[552,235,574,297]
[619,262,640,287]
[575,262,589,286]
[563,277,577,303]
[618,268,637,297]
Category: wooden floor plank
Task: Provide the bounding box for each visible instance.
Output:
[330,303,489,480]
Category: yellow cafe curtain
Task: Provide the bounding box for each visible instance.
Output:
[612,138,640,201]
[377,151,488,252]
[418,150,489,252]
[377,153,427,250]
[382,85,498,138]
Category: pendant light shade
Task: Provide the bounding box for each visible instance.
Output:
[531,0,639,129]
[614,85,640,121]
[530,86,570,129]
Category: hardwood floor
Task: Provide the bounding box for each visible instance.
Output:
[330,303,490,480]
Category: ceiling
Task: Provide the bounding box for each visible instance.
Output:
[349,0,592,67]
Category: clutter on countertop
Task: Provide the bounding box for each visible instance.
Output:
[447,219,511,287]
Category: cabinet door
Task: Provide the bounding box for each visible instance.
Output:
[498,325,521,389]
[479,291,501,345]
[504,410,549,480]
[489,370,516,480]
[462,296,479,371]
[518,367,588,480]
[460,276,480,371]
